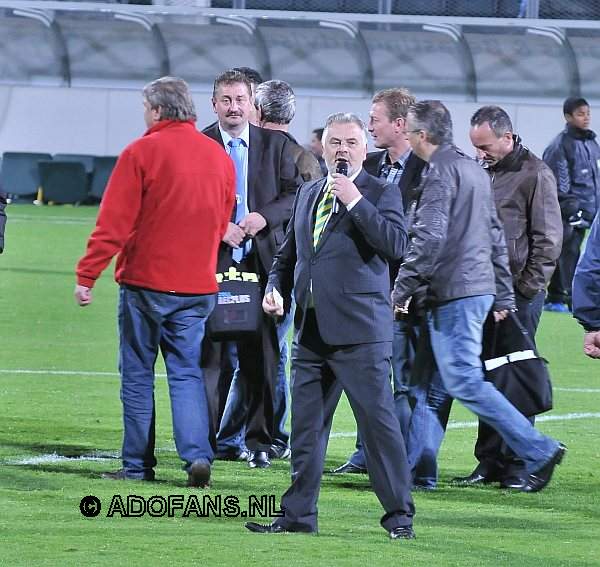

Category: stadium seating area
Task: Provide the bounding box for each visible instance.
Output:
[210,0,600,20]
[0,152,117,204]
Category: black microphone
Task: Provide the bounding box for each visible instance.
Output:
[332,159,348,214]
[335,159,348,176]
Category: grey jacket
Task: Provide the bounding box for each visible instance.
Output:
[392,144,514,310]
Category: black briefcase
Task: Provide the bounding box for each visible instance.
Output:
[207,267,262,341]
[482,312,553,417]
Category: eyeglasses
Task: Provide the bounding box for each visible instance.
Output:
[327,139,360,149]
[407,129,423,134]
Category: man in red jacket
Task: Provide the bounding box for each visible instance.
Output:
[75,76,235,488]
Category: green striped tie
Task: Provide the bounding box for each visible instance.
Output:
[313,183,334,249]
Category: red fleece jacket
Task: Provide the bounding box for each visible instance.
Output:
[76,120,235,294]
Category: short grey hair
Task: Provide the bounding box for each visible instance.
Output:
[408,100,453,145]
[255,80,296,125]
[323,112,368,144]
[143,76,196,122]
[470,105,513,138]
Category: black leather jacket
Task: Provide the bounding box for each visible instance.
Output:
[392,144,515,311]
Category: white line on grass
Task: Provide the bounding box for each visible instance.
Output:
[6,451,120,465]
[0,369,167,378]
[329,412,600,438]
[2,369,600,393]
[8,214,95,225]
[4,414,599,464]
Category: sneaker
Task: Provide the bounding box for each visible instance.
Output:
[268,445,291,460]
[544,302,570,313]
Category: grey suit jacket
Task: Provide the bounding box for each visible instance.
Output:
[268,169,407,345]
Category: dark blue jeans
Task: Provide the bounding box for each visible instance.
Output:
[118,285,215,478]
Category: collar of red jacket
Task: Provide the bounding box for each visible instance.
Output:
[144,119,196,136]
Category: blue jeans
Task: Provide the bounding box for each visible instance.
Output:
[406,365,451,488]
[427,295,559,474]
[118,285,215,477]
[349,319,451,488]
[217,306,293,453]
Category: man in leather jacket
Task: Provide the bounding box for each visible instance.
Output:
[451,105,562,489]
[393,100,565,494]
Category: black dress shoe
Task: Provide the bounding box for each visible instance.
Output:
[389,526,416,540]
[245,522,289,534]
[248,451,271,469]
[214,449,250,461]
[331,461,368,474]
[101,469,154,481]
[499,476,525,490]
[187,460,211,488]
[521,443,567,493]
[451,470,497,486]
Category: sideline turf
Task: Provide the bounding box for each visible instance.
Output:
[0,205,598,566]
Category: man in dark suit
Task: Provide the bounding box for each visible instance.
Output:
[245,113,415,539]
[332,89,443,489]
[201,69,300,468]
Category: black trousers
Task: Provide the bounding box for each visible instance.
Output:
[275,309,414,533]
[201,252,280,453]
[474,290,545,478]
[547,223,586,306]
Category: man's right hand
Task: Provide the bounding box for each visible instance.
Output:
[583,331,600,359]
[223,222,246,248]
[75,284,93,307]
[263,291,284,317]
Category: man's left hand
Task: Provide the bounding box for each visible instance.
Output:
[583,331,600,359]
[330,173,361,205]
[239,212,267,238]
[493,309,509,322]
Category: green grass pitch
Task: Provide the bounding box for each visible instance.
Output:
[0,204,598,566]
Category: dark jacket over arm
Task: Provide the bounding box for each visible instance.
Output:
[573,213,600,331]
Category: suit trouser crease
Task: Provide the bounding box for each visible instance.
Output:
[278,312,414,532]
